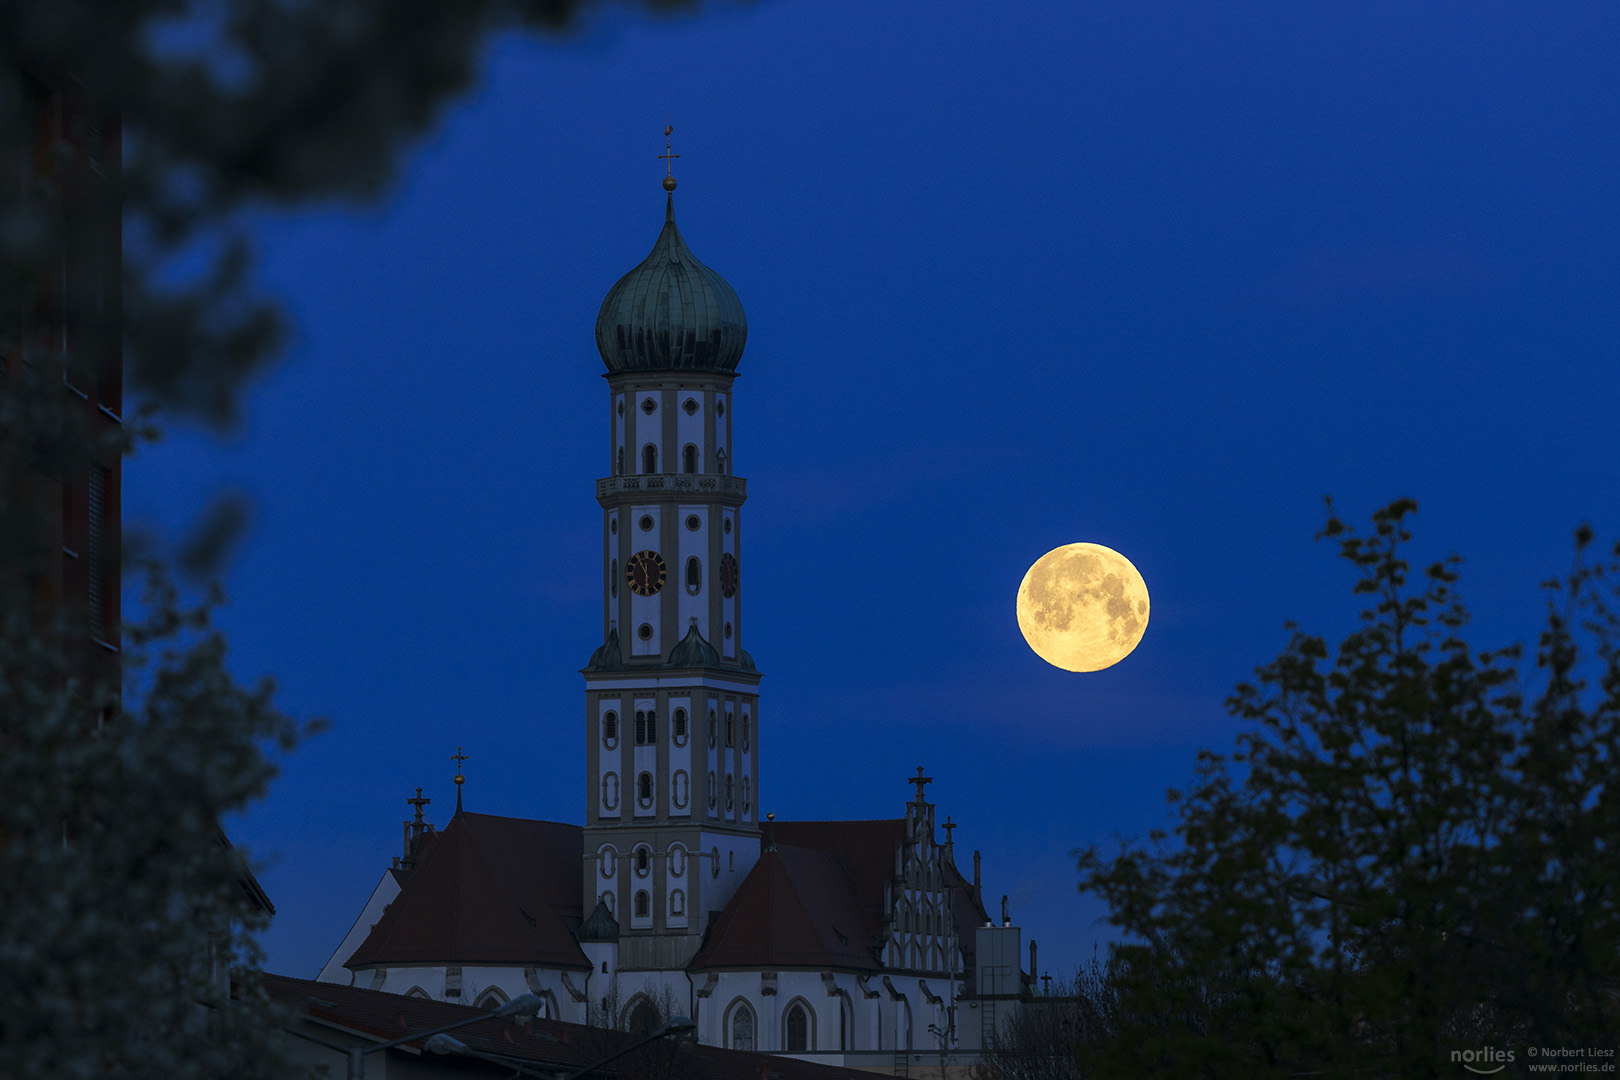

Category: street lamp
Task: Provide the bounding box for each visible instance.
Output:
[285,991,545,1079]
[428,1014,696,1080]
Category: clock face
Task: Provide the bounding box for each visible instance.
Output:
[719,553,739,598]
[626,550,667,597]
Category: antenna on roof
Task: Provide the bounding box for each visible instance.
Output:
[765,812,777,852]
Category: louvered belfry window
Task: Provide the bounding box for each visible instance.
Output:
[87,465,108,636]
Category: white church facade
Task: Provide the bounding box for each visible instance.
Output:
[316,171,1034,1073]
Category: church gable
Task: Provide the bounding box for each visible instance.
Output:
[346,812,589,971]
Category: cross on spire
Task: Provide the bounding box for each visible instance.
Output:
[942,815,955,844]
[659,122,679,192]
[452,747,468,813]
[407,787,431,826]
[909,766,933,803]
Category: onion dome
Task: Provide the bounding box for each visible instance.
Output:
[595,193,747,374]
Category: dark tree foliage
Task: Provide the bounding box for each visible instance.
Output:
[970,958,1124,1080]
[1,1,716,1075]
[1077,500,1620,1079]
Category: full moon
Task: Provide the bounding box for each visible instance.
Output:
[1016,543,1150,672]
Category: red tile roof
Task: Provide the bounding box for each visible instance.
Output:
[690,845,881,971]
[346,812,589,971]
[265,973,877,1079]
[771,819,905,942]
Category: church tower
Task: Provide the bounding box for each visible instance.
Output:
[581,163,761,974]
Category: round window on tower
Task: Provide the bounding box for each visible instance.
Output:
[723,517,732,535]
[617,399,624,416]
[683,397,698,415]
[724,622,733,640]
[637,623,653,641]
[639,515,654,532]
[685,515,701,532]
[716,398,725,417]
[610,517,618,535]
[641,397,657,415]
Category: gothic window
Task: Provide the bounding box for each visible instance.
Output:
[729,1002,755,1051]
[635,846,650,876]
[628,996,660,1035]
[637,772,653,808]
[405,986,430,1000]
[683,443,698,473]
[642,444,657,473]
[602,773,618,810]
[785,1003,810,1052]
[685,557,702,595]
[474,987,508,1010]
[670,888,685,916]
[673,707,688,741]
[634,891,650,918]
[603,711,618,746]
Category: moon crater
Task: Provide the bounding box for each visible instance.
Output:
[1016,544,1150,672]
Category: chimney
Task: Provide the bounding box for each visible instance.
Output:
[1000,895,1010,927]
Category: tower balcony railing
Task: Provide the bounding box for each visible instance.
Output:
[596,474,747,500]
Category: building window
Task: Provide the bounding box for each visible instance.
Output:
[707,771,716,810]
[641,397,657,415]
[685,557,702,595]
[600,890,615,916]
[634,891,650,918]
[669,845,686,876]
[602,773,618,810]
[742,775,751,814]
[610,559,618,598]
[628,996,659,1035]
[635,846,650,876]
[673,769,689,808]
[683,444,698,473]
[683,397,698,415]
[685,514,701,531]
[711,846,720,877]
[475,987,508,1010]
[726,774,734,811]
[603,711,618,746]
[633,709,655,743]
[716,397,725,417]
[716,447,726,475]
[615,446,623,474]
[725,714,734,747]
[673,707,688,742]
[786,1003,809,1052]
[708,710,717,747]
[638,514,654,531]
[723,517,732,534]
[724,621,733,639]
[730,1003,755,1051]
[670,888,685,916]
[742,714,750,750]
[598,846,616,878]
[642,444,657,473]
[637,623,653,641]
[637,772,653,808]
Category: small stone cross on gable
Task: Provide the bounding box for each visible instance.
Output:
[909,766,933,803]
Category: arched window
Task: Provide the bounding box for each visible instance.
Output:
[405,986,430,1000]
[707,771,716,810]
[742,775,751,814]
[729,1002,755,1051]
[785,1002,810,1052]
[634,890,649,918]
[685,557,702,595]
[668,844,686,876]
[474,987,509,1010]
[742,714,750,750]
[635,847,650,876]
[725,773,734,811]
[716,447,727,475]
[598,846,616,878]
[673,708,688,741]
[634,710,646,744]
[642,444,657,474]
[628,997,659,1036]
[600,890,615,916]
[670,888,685,916]
[602,773,618,810]
[683,443,698,474]
[725,714,734,747]
[603,711,617,744]
[673,770,689,809]
[637,773,653,807]
[708,710,717,747]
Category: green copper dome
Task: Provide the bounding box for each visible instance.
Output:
[595,194,747,374]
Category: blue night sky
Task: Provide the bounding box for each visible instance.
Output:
[127,0,1620,981]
